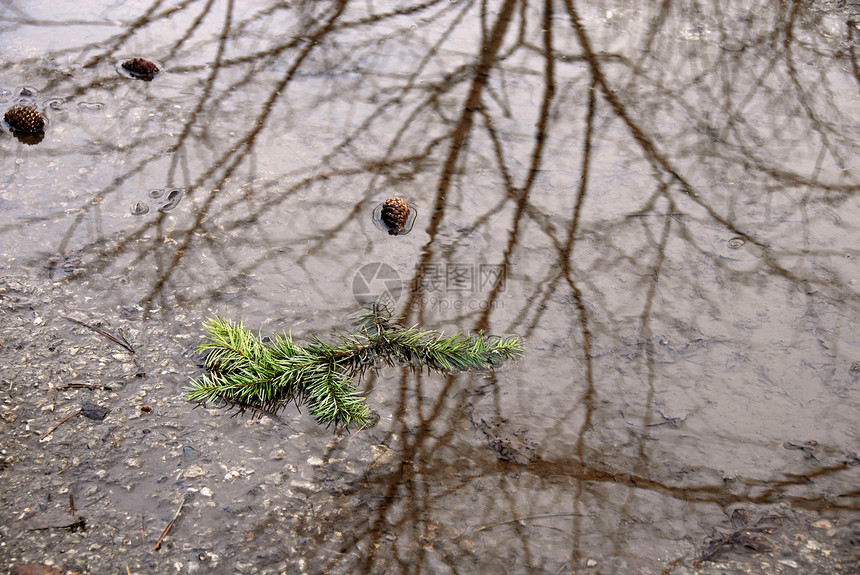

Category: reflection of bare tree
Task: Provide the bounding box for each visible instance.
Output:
[1,0,858,572]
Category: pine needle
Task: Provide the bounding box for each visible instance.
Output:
[186,305,523,429]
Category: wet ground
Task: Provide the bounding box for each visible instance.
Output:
[1,1,859,573]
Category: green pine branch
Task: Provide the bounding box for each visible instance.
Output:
[186,305,524,429]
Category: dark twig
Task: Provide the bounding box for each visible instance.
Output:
[62,316,135,354]
[43,383,114,391]
[154,493,189,551]
[42,409,82,440]
[694,513,780,565]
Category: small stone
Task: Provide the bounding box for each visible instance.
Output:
[586,558,598,567]
[184,465,206,479]
[81,403,109,421]
[370,444,395,465]
[271,449,287,460]
[264,472,284,486]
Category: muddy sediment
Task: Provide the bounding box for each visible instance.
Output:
[0,274,374,573]
[1,274,857,574]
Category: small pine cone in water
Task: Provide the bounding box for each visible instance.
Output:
[122,58,159,78]
[381,197,410,230]
[4,106,45,133]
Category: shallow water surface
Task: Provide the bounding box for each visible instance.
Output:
[1,1,858,573]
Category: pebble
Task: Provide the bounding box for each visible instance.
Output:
[183,465,206,479]
[586,558,597,567]
[264,472,285,486]
[224,468,242,481]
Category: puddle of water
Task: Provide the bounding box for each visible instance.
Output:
[1,1,858,573]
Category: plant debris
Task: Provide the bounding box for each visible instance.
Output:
[694,508,782,566]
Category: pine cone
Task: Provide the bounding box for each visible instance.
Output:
[122,58,159,79]
[380,197,410,230]
[4,106,45,133]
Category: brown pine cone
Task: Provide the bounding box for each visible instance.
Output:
[122,58,159,79]
[4,106,45,133]
[381,197,410,230]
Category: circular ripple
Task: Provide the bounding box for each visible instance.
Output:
[77,102,106,113]
[130,201,150,216]
[44,98,65,111]
[158,188,184,212]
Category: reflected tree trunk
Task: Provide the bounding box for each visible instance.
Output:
[1,0,858,572]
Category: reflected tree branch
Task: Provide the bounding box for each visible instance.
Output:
[1,0,858,572]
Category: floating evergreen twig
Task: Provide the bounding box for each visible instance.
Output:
[186,305,524,429]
